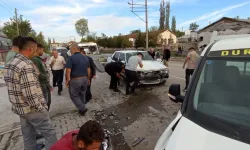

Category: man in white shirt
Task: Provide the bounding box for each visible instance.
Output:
[49,49,66,95]
[182,47,200,92]
[125,52,143,95]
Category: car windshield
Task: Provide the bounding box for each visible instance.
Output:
[126,51,153,62]
[190,57,250,143]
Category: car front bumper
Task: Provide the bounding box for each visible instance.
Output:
[137,70,169,85]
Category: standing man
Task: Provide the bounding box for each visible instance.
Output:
[49,49,66,95]
[80,48,96,103]
[5,36,22,63]
[31,44,52,110]
[65,44,90,116]
[162,47,171,67]
[105,61,124,92]
[183,47,200,92]
[125,53,143,95]
[148,47,155,59]
[4,37,57,150]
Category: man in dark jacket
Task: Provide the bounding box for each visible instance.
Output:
[148,48,155,59]
[105,62,124,92]
[162,48,171,67]
[80,48,96,103]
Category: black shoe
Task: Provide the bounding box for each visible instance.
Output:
[109,86,114,89]
[79,109,88,116]
[126,91,130,95]
[58,92,61,96]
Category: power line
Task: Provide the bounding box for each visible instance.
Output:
[0,0,14,11]
[0,0,15,15]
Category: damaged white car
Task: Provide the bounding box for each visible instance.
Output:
[107,50,169,85]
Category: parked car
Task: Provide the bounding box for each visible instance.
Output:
[154,33,250,150]
[107,50,169,85]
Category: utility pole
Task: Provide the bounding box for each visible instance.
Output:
[128,0,149,51]
[15,8,19,35]
[145,0,148,51]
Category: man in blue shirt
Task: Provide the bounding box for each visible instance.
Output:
[65,43,90,116]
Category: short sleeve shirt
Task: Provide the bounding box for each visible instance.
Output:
[125,56,142,71]
[65,52,89,78]
[49,56,66,70]
[187,51,200,69]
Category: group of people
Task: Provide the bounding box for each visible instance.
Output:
[104,46,200,95]
[4,36,106,150]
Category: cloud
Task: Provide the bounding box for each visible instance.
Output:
[178,1,250,27]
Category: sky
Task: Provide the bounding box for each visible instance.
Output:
[1,0,250,42]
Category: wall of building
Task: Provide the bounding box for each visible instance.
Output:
[158,30,177,45]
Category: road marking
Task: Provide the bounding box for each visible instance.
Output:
[170,76,185,80]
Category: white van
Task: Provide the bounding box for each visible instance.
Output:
[155,34,250,150]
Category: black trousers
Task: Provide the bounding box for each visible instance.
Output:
[125,69,139,93]
[106,71,118,89]
[185,69,194,89]
[86,79,92,103]
[52,69,64,93]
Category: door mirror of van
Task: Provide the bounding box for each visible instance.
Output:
[168,84,184,103]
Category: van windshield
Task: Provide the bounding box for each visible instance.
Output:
[189,57,250,144]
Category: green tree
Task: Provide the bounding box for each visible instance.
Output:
[165,1,170,29]
[86,32,97,42]
[159,0,165,30]
[135,31,145,48]
[189,22,199,31]
[171,16,176,32]
[130,29,141,34]
[149,26,159,32]
[175,30,185,37]
[2,15,32,39]
[75,18,89,40]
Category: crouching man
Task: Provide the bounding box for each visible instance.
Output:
[50,120,105,150]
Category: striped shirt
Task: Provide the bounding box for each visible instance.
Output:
[4,54,46,116]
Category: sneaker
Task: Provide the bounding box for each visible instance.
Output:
[79,109,88,116]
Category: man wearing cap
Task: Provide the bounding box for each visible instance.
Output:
[125,53,143,95]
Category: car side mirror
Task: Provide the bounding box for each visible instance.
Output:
[168,84,184,103]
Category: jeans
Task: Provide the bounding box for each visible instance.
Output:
[20,109,57,150]
[69,77,88,112]
[52,69,64,93]
[185,69,194,89]
[42,89,51,110]
[125,69,139,93]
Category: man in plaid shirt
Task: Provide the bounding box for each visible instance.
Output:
[4,37,57,150]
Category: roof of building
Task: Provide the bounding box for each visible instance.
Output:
[198,17,250,33]
[201,35,250,56]
[128,29,176,39]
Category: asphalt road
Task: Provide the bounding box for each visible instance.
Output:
[0,60,185,150]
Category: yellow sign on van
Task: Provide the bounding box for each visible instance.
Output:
[208,49,250,57]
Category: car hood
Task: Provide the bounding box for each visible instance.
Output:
[137,60,167,71]
[159,117,249,150]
